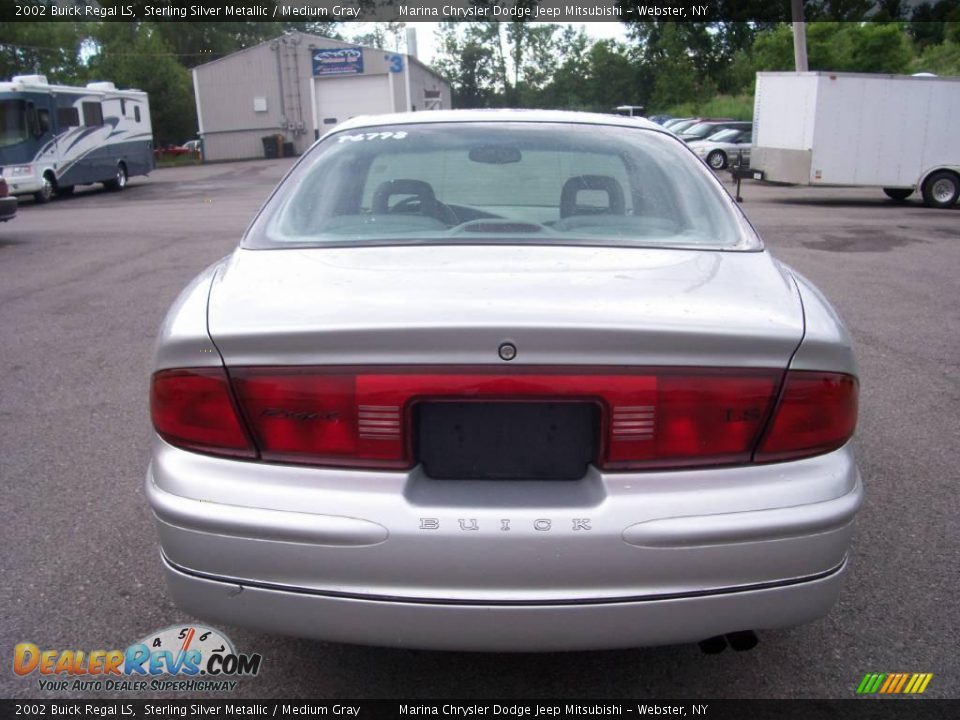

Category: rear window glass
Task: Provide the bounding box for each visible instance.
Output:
[249,122,747,250]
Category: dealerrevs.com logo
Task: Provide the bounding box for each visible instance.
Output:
[14,625,262,692]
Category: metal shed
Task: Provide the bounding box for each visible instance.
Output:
[191,31,452,162]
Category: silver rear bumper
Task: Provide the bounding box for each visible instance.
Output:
[148,437,862,648]
[161,554,847,651]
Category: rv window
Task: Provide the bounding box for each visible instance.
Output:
[57,107,80,128]
[134,106,140,123]
[121,99,126,116]
[25,102,41,137]
[0,100,29,147]
[82,101,104,127]
[36,109,51,135]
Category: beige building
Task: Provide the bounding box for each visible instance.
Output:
[192,32,452,162]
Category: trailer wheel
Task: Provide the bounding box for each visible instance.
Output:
[883,188,913,202]
[105,162,127,192]
[34,173,54,203]
[707,150,728,170]
[921,171,959,209]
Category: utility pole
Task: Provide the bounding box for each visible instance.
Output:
[791,0,809,72]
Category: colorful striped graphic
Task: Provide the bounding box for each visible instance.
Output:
[856,672,933,694]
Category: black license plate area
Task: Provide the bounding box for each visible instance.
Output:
[416,401,598,480]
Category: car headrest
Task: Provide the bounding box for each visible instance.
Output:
[372,179,438,216]
[560,175,626,218]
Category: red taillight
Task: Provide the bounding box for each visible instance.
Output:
[230,370,408,469]
[756,371,858,462]
[151,366,857,470]
[603,372,779,469]
[150,368,256,458]
[228,368,780,471]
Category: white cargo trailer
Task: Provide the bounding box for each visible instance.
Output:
[750,71,960,208]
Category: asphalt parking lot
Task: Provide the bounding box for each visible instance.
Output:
[1,160,957,700]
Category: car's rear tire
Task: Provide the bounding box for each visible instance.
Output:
[34,173,55,203]
[883,188,913,202]
[707,150,728,170]
[104,162,127,191]
[920,170,959,209]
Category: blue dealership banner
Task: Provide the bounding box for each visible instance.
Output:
[312,47,364,76]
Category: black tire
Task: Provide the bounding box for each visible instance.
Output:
[921,170,959,209]
[706,150,728,170]
[104,163,127,191]
[33,173,54,203]
[55,184,75,197]
[883,188,913,202]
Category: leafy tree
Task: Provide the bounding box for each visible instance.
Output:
[87,23,196,145]
[433,18,564,108]
[345,22,406,51]
[431,23,499,108]
[0,22,89,84]
[733,21,915,89]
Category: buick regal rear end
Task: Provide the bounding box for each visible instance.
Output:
[147,111,862,652]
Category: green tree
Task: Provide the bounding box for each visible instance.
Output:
[87,23,196,146]
[432,18,564,108]
[431,23,499,108]
[0,22,90,84]
[737,21,915,83]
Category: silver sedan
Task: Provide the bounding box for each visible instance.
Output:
[690,127,754,170]
[147,110,861,652]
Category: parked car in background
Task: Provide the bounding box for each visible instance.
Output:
[690,127,754,170]
[662,117,693,129]
[0,178,17,222]
[153,144,193,159]
[148,109,862,652]
[183,139,202,156]
[679,120,751,144]
[647,114,674,125]
[664,118,698,133]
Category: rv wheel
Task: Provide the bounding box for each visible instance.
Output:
[34,174,54,203]
[105,163,127,191]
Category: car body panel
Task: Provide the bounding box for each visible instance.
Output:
[206,246,804,370]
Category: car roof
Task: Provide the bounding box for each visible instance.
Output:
[331,109,665,135]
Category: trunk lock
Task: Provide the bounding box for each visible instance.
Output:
[498,342,517,361]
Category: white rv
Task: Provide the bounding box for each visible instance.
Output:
[0,75,153,202]
[750,71,960,208]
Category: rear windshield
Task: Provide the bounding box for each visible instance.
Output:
[248,122,750,250]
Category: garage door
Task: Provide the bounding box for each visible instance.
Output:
[314,75,393,129]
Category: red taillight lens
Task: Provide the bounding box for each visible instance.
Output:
[603,372,779,469]
[150,368,255,458]
[151,367,856,470]
[231,370,408,468]
[228,368,780,471]
[756,371,858,462]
